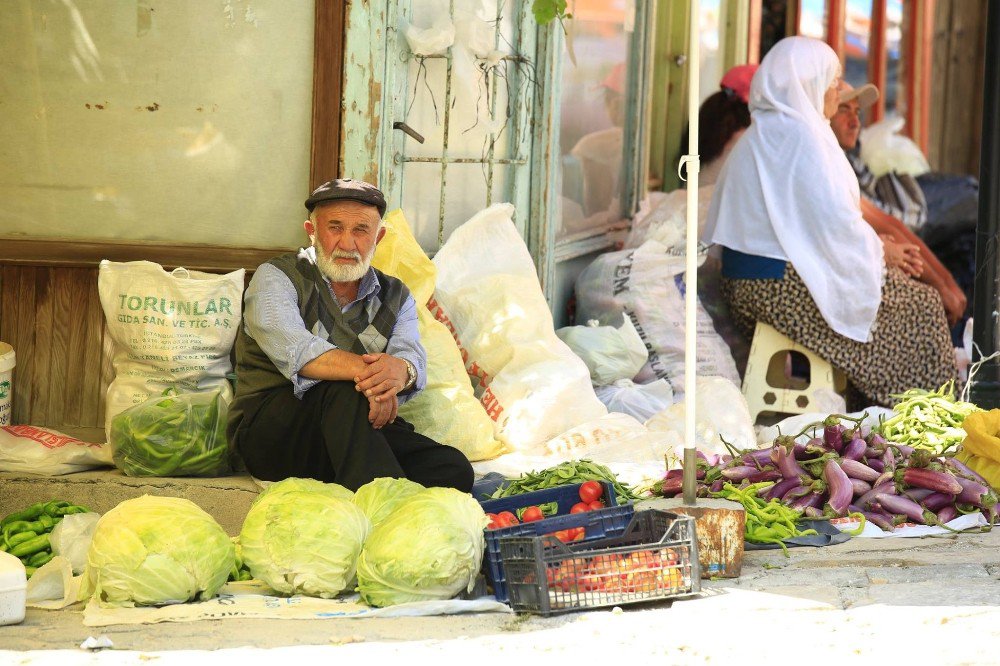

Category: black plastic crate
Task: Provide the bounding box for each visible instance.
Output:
[479,482,627,604]
[498,509,700,615]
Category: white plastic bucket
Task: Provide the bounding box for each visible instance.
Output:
[0,342,14,426]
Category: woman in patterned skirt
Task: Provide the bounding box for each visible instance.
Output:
[703,36,956,408]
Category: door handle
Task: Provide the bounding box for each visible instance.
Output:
[393,121,425,144]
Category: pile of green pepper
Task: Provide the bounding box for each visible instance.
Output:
[489,459,642,505]
[1,500,91,577]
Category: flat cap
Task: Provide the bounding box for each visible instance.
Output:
[305,178,387,217]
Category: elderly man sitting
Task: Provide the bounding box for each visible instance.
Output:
[226,178,473,492]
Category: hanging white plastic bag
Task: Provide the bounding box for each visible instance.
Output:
[431,203,607,453]
[0,425,112,475]
[595,379,673,421]
[645,376,756,456]
[860,117,931,178]
[98,260,243,440]
[50,512,102,575]
[555,317,648,385]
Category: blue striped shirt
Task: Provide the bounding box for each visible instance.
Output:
[242,252,426,403]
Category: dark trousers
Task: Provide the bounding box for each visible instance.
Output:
[230,381,474,493]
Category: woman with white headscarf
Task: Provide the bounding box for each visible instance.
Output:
[703,37,956,407]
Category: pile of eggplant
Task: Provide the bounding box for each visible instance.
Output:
[659,414,999,530]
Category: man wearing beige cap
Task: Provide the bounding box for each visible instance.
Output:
[830,82,966,328]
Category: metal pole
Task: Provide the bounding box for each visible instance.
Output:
[682,0,700,506]
[970,0,1000,408]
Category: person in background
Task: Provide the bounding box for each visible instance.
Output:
[830,82,967,328]
[704,36,957,408]
[227,178,473,492]
[571,62,626,220]
[698,64,757,186]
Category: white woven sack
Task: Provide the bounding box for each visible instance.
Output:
[98,260,243,439]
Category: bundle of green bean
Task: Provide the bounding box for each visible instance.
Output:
[490,459,642,504]
[880,381,981,456]
[712,482,833,556]
[1,500,91,577]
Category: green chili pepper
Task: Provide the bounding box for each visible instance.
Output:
[27,550,53,568]
[9,533,50,558]
[0,503,46,528]
[5,530,38,549]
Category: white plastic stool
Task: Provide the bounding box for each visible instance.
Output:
[741,322,847,424]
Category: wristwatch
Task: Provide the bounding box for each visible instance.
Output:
[402,359,417,391]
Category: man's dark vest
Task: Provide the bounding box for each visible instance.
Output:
[231,250,409,403]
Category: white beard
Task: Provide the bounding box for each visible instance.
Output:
[312,238,374,284]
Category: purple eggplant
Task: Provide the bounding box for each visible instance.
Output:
[766,477,804,501]
[782,484,810,501]
[804,506,825,518]
[788,491,824,513]
[891,444,915,458]
[944,457,991,485]
[771,444,808,480]
[710,479,724,493]
[873,471,894,488]
[843,437,867,461]
[866,433,888,450]
[902,487,935,503]
[955,476,997,508]
[741,447,776,467]
[936,505,959,524]
[882,447,897,471]
[873,493,926,524]
[823,421,846,453]
[748,468,783,483]
[921,492,954,512]
[840,458,881,483]
[900,467,963,495]
[866,458,885,473]
[824,458,853,517]
[721,465,759,481]
[862,510,895,531]
[857,482,896,510]
[850,478,872,497]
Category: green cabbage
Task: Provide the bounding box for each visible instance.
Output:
[239,490,370,598]
[79,496,234,607]
[352,477,425,527]
[253,477,354,506]
[356,487,488,607]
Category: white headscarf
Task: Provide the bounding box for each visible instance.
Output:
[703,37,884,342]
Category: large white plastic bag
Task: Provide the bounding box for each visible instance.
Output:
[431,203,607,452]
[555,317,648,385]
[372,210,506,461]
[98,261,243,440]
[645,376,756,457]
[575,240,739,397]
[595,379,673,421]
[0,425,112,475]
[860,117,931,178]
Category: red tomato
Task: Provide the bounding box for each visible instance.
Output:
[588,500,605,511]
[571,527,586,541]
[496,511,519,527]
[570,502,590,514]
[579,481,603,504]
[521,506,545,523]
[486,513,501,529]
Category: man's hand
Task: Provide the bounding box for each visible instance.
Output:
[367,393,398,429]
[355,352,409,401]
[881,234,924,278]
